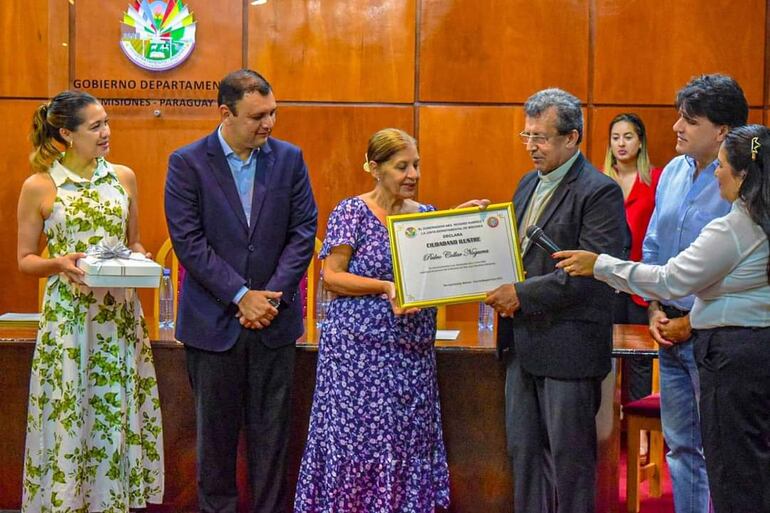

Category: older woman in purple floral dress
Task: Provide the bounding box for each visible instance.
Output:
[294,129,486,513]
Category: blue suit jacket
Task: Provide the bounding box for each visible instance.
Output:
[497,153,627,379]
[164,130,317,351]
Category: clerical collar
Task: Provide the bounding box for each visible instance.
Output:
[538,151,579,183]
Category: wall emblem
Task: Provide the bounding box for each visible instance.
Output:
[120,0,197,71]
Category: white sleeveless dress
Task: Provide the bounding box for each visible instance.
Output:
[22,159,164,513]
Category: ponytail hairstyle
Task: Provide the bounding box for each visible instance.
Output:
[722,124,770,283]
[603,113,652,185]
[29,90,99,173]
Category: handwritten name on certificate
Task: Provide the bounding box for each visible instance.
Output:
[387,203,525,308]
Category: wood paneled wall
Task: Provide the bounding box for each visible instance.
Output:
[2,0,769,322]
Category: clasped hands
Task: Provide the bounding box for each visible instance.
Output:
[648,307,691,347]
[237,289,282,330]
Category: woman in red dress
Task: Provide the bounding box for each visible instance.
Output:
[603,114,663,408]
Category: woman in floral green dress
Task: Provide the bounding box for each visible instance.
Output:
[16,90,164,512]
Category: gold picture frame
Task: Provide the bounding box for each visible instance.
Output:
[387,202,525,308]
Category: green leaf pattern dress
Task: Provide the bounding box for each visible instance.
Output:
[22,159,164,513]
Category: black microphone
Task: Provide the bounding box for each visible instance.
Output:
[526,225,562,256]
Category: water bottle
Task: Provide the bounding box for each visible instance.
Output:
[478,301,494,331]
[315,272,330,329]
[159,268,175,340]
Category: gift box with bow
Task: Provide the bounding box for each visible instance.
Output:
[76,241,162,288]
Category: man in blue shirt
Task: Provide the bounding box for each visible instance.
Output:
[165,70,317,513]
[642,74,747,513]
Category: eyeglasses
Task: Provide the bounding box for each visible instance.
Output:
[518,131,561,145]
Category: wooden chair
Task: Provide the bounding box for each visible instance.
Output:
[624,358,664,512]
[304,237,324,328]
[436,305,447,330]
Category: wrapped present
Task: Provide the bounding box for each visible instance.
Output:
[77,242,162,288]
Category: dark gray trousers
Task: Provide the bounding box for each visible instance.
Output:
[186,329,296,513]
[695,326,770,513]
[505,353,602,513]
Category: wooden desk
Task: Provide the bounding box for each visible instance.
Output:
[0,323,654,513]
[612,324,659,357]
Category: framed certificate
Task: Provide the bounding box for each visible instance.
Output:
[387,202,525,308]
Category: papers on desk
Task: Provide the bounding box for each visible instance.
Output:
[435,329,460,341]
[0,312,40,328]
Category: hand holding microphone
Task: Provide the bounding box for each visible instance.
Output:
[527,225,599,276]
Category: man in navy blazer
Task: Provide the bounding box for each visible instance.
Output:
[164,69,317,513]
[486,88,626,513]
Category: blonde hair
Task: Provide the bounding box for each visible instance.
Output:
[603,113,652,186]
[29,90,99,173]
[363,128,417,174]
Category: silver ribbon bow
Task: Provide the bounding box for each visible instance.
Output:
[86,241,132,260]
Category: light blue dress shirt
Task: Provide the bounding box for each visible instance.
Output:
[217,126,259,305]
[642,154,731,311]
[217,126,258,224]
[597,201,770,329]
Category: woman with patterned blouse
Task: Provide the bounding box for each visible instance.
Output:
[16,91,164,512]
[294,128,487,513]
[555,124,770,513]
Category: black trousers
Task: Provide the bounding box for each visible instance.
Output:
[694,326,770,513]
[505,353,603,513]
[613,292,653,402]
[186,329,296,513]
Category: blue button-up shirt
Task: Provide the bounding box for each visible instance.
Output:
[217,126,259,305]
[217,126,258,224]
[642,154,731,311]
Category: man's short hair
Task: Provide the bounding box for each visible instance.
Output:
[676,74,748,129]
[217,69,272,115]
[524,88,583,144]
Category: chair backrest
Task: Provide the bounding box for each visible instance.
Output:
[305,237,323,331]
[38,247,49,311]
[436,305,447,329]
[153,238,180,325]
